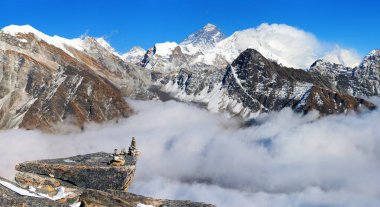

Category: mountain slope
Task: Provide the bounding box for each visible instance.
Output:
[0,25,138,131]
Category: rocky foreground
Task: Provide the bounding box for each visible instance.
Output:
[0,139,215,207]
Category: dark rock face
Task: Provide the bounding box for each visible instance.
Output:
[221,49,375,115]
[15,152,136,191]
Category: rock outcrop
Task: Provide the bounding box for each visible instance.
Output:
[15,152,136,191]
[0,139,215,207]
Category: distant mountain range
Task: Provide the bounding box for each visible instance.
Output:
[0,24,378,131]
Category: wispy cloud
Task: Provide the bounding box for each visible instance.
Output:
[1,99,380,207]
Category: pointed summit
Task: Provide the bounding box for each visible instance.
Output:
[359,49,380,69]
[203,23,217,32]
[180,23,226,50]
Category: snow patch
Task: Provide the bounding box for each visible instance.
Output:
[154,42,178,57]
[63,159,76,163]
[0,179,42,198]
[70,202,82,207]
[136,203,154,207]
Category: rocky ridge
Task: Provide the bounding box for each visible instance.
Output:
[309,49,380,97]
[150,49,375,118]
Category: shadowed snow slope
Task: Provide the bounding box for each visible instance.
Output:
[1,99,380,207]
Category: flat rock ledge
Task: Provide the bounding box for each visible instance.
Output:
[15,152,136,191]
[0,140,215,206]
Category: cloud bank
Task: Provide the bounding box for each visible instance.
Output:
[230,23,362,68]
[1,99,380,207]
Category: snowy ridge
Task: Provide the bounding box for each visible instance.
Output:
[1,25,123,60]
[309,59,352,77]
[121,46,146,64]
[95,37,122,58]
[2,25,84,57]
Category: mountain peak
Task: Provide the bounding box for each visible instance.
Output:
[360,49,380,66]
[203,23,217,31]
[1,24,41,36]
[127,46,145,53]
[365,49,380,58]
[180,23,226,50]
[236,48,269,62]
[310,59,338,68]
[1,24,86,58]
[1,25,51,42]
[121,46,146,64]
[309,59,351,77]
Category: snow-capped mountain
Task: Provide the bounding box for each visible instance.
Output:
[121,46,146,65]
[140,23,320,73]
[0,25,152,131]
[309,59,353,77]
[180,23,226,50]
[308,50,380,97]
[0,24,379,131]
[153,48,375,118]
[140,24,230,72]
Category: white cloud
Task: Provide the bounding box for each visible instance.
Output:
[221,23,362,68]
[1,99,380,206]
[323,46,362,67]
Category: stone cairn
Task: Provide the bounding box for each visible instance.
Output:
[110,137,140,166]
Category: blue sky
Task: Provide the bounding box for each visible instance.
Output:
[1,0,379,55]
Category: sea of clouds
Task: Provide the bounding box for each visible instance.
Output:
[1,99,380,207]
